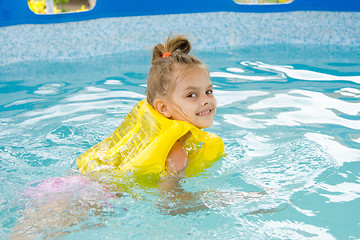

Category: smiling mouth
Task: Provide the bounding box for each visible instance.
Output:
[197,109,212,116]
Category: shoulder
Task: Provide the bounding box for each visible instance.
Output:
[166,141,188,174]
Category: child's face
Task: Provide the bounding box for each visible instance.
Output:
[166,66,217,129]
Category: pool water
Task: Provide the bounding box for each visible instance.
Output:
[1,44,360,239]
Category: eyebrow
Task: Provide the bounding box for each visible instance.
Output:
[184,84,213,91]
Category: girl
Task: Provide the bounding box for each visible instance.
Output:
[75,34,224,186]
[148,34,219,177]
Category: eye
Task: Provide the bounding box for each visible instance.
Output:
[187,93,197,98]
[206,90,213,95]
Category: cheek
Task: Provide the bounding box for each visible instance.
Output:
[211,97,217,110]
[170,101,193,120]
[183,105,196,116]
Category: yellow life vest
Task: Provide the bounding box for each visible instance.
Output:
[75,100,224,179]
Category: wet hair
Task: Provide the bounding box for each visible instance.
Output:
[146,34,207,106]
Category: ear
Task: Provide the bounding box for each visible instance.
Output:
[153,98,172,118]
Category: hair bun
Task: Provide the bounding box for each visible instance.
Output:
[151,35,192,64]
[165,35,191,54]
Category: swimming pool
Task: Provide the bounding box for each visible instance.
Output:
[1,4,360,240]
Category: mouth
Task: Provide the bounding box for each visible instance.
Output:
[196,109,212,116]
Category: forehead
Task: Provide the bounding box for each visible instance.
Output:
[175,65,211,87]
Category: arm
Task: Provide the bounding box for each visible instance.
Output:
[157,141,207,215]
[158,140,188,191]
[157,141,268,215]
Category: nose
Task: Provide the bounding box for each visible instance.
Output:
[201,94,210,106]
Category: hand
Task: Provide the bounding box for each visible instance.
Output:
[201,190,266,208]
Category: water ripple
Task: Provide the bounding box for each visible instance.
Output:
[216,90,269,107]
[19,88,144,126]
[318,182,360,203]
[248,89,360,130]
[249,61,360,84]
[211,61,360,84]
[305,132,360,166]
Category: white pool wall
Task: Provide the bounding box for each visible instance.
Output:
[1,11,359,65]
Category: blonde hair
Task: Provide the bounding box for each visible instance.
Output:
[147,35,207,106]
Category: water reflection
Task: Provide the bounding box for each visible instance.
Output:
[212,61,360,84]
[248,89,360,130]
[244,61,360,83]
[1,54,360,239]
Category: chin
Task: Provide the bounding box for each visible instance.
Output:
[196,122,213,129]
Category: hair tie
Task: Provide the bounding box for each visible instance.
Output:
[162,52,171,58]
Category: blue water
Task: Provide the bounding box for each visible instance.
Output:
[1,44,360,239]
